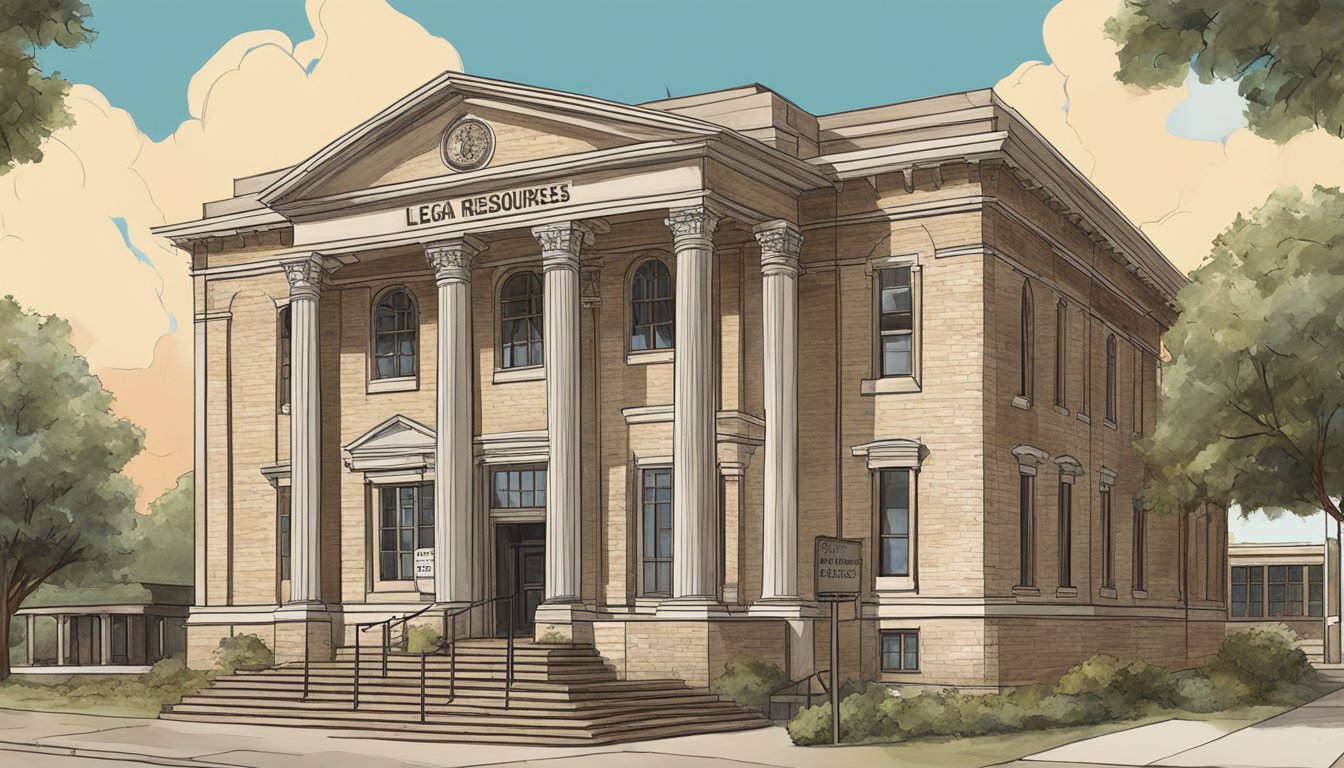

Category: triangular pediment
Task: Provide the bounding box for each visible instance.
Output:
[261,73,721,206]
[344,415,435,469]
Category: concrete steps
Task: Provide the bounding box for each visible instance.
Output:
[161,639,770,745]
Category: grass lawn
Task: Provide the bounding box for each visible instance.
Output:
[0,661,213,718]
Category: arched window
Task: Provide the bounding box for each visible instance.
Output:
[373,289,417,380]
[631,259,674,351]
[1105,334,1118,423]
[1018,281,1033,401]
[277,305,291,412]
[500,271,543,368]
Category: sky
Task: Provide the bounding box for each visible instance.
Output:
[7,0,1338,546]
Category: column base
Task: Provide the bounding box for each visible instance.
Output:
[534,602,595,644]
[272,603,334,665]
[655,596,730,619]
[747,598,819,619]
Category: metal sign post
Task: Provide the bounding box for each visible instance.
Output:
[815,536,862,746]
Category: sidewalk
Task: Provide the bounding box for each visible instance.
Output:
[1011,671,1344,768]
[0,708,888,768]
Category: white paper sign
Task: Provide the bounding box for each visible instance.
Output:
[414,548,434,579]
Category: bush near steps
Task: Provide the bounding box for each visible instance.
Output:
[787,624,1318,746]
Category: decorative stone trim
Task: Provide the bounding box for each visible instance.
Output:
[851,438,926,470]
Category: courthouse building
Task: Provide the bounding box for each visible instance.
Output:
[156,73,1225,691]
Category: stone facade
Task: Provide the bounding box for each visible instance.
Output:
[156,75,1221,692]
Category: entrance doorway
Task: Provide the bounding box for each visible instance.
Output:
[495,522,545,637]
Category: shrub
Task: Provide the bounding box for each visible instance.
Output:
[839,683,900,742]
[1169,672,1227,713]
[405,625,443,654]
[213,633,273,674]
[1204,625,1316,705]
[712,655,790,712]
[1055,655,1174,717]
[787,700,833,746]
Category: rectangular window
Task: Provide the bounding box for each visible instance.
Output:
[1230,565,1265,618]
[878,469,912,577]
[1101,487,1114,590]
[1055,301,1067,407]
[1019,473,1034,587]
[880,630,919,672]
[278,487,292,582]
[378,483,434,581]
[877,267,913,377]
[277,307,292,412]
[1267,564,1288,616]
[641,468,673,596]
[1309,564,1324,617]
[491,467,547,509]
[1058,480,1072,588]
[1079,312,1090,417]
[1133,507,1147,591]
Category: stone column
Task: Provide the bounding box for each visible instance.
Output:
[661,206,723,613]
[426,237,486,605]
[532,222,594,607]
[282,255,327,606]
[752,221,804,613]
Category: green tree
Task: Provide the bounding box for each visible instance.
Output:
[0,295,143,679]
[128,472,193,586]
[0,0,95,172]
[1141,186,1344,523]
[1106,0,1344,142]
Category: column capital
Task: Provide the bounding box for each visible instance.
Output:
[753,220,803,276]
[283,255,328,298]
[665,205,720,250]
[425,235,487,284]
[580,258,604,307]
[533,221,600,271]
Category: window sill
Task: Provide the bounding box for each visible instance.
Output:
[1103,418,1118,431]
[1055,586,1079,599]
[1132,589,1148,600]
[493,366,544,384]
[861,376,921,396]
[1011,585,1040,597]
[874,575,916,593]
[1099,587,1118,599]
[627,349,674,366]
[1052,404,1069,417]
[367,377,418,394]
[1011,395,1031,410]
[1076,412,1090,424]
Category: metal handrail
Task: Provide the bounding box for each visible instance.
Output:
[350,601,438,709]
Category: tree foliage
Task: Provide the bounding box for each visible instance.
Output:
[127,472,193,586]
[1106,0,1344,142]
[1141,186,1344,522]
[0,295,143,678]
[0,0,95,172]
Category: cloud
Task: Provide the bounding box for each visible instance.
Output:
[0,0,461,511]
[994,0,1344,275]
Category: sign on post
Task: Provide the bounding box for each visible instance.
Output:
[815,536,862,746]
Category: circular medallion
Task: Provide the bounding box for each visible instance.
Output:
[441,116,495,172]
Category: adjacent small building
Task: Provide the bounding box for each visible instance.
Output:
[11,583,191,673]
[1228,540,1341,663]
[156,73,1225,694]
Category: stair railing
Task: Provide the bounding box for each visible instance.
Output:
[410,593,517,723]
[349,601,439,710]
[766,668,831,722]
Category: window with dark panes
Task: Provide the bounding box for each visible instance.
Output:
[378,484,434,581]
[278,486,291,582]
[491,467,547,508]
[500,272,544,368]
[277,306,292,411]
[878,469,911,577]
[373,289,417,379]
[1268,565,1289,616]
[642,468,673,596]
[880,630,919,672]
[1309,565,1324,617]
[877,267,913,377]
[1058,480,1072,588]
[631,260,674,351]
[1230,565,1264,618]
[1100,487,1114,589]
[1018,473,1034,586]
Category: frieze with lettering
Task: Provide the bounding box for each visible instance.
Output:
[405,181,573,227]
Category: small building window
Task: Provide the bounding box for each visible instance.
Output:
[631,259,674,351]
[1100,486,1115,590]
[1231,565,1264,618]
[1054,300,1067,408]
[278,486,292,582]
[1019,281,1034,402]
[491,467,547,509]
[880,630,919,672]
[1105,334,1118,424]
[1309,564,1324,617]
[641,468,673,596]
[1018,472,1034,586]
[378,484,434,581]
[277,306,292,412]
[1133,505,1147,591]
[500,271,544,369]
[373,289,417,380]
[877,266,914,377]
[878,469,912,577]
[1058,479,1073,589]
